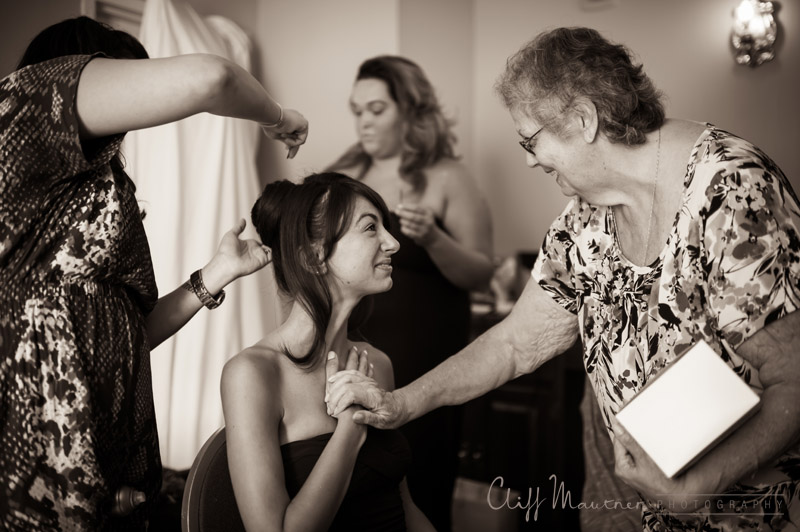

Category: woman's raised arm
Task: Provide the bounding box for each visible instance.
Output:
[75,54,307,152]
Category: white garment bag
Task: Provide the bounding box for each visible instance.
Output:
[124,0,281,469]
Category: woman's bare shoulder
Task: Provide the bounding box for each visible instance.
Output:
[425,158,479,193]
[426,157,469,179]
[222,341,285,391]
[221,342,289,433]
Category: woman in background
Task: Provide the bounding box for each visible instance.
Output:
[328,55,494,530]
[0,16,307,530]
[223,172,433,531]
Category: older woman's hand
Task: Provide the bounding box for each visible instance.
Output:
[395,204,439,247]
[325,366,405,429]
[324,346,372,406]
[611,417,701,508]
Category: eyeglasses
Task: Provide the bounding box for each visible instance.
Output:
[519,127,544,156]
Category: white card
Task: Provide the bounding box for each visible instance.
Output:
[615,340,760,479]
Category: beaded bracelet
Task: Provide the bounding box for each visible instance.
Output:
[261,103,284,129]
[185,269,226,310]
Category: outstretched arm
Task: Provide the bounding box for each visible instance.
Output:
[326,278,579,428]
[145,219,270,349]
[76,54,307,155]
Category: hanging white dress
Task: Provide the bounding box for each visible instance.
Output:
[124,0,281,469]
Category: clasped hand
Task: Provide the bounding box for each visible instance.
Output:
[395,204,438,246]
[324,348,404,429]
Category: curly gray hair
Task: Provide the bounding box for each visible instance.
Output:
[495,27,664,145]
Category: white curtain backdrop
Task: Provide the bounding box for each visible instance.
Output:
[124,0,281,469]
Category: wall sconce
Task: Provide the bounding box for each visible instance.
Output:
[731,0,778,67]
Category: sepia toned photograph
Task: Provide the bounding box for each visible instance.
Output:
[1,0,798,530]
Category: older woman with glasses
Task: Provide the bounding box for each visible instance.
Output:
[326,27,800,531]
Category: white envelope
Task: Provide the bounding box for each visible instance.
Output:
[615,340,760,479]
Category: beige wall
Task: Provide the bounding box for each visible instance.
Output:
[399,0,475,169]
[474,0,800,254]
[1,0,82,76]
[251,0,400,186]
[3,0,797,257]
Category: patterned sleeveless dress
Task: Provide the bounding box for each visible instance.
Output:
[0,55,161,530]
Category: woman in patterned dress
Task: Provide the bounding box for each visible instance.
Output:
[326,27,800,531]
[0,17,307,530]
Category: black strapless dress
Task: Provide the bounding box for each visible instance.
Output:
[356,211,470,531]
[280,428,412,531]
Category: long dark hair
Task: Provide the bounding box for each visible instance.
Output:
[17,16,149,194]
[251,172,391,368]
[328,55,457,190]
[17,16,148,70]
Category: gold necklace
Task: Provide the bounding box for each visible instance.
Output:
[642,129,661,266]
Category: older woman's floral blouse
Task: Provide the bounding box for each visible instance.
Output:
[533,125,800,531]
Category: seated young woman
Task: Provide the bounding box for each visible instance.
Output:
[221,172,435,532]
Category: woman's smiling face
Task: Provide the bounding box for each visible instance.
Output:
[511,108,601,201]
[325,195,399,301]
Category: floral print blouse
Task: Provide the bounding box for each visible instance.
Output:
[532,125,800,531]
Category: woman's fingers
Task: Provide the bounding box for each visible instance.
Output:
[262,108,308,158]
[352,409,389,428]
[344,346,359,371]
[324,351,338,403]
[357,349,369,374]
[326,372,375,415]
[327,369,369,384]
[230,218,246,235]
[611,418,637,478]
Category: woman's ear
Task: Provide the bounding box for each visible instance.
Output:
[572,97,599,143]
[301,245,327,275]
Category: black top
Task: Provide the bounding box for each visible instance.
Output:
[281,428,411,531]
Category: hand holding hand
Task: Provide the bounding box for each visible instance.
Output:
[261,108,309,159]
[324,347,373,444]
[325,358,405,429]
[395,204,438,246]
[324,346,373,407]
